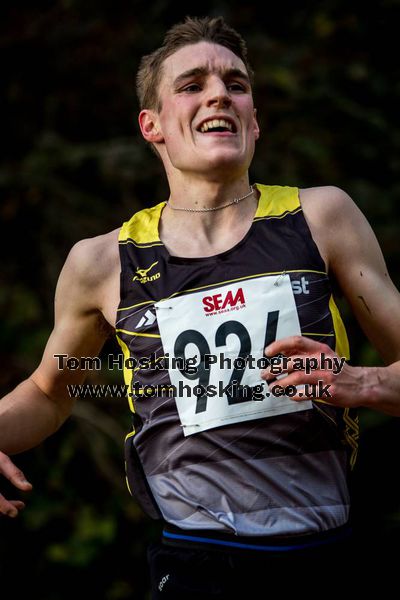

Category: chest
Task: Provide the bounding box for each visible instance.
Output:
[160,220,253,258]
[116,215,330,356]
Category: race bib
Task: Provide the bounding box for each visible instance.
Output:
[155,275,311,435]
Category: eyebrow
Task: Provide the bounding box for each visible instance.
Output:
[173,66,250,88]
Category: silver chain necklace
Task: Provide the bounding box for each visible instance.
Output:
[166,185,254,212]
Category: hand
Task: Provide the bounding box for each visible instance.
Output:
[0,451,33,518]
[261,335,369,408]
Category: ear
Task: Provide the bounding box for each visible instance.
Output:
[253,108,260,141]
[138,109,164,143]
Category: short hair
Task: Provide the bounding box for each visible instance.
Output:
[136,16,254,112]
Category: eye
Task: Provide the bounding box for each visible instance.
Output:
[182,83,202,93]
[227,82,246,92]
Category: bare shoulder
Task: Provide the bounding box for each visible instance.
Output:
[299,185,358,223]
[298,185,368,270]
[64,227,121,287]
[299,184,373,243]
[55,227,121,327]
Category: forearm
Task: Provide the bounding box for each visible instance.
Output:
[0,377,71,455]
[362,362,400,416]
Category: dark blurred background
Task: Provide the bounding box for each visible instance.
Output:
[1,1,399,598]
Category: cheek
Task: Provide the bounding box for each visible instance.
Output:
[164,124,190,144]
[160,103,193,139]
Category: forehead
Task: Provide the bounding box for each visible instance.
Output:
[161,41,248,85]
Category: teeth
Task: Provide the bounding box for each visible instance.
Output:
[200,119,233,133]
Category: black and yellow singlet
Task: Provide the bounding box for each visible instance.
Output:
[116,183,359,536]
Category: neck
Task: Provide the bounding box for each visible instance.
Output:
[166,175,252,212]
[159,176,259,256]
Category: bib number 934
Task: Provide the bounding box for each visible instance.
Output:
[155,275,312,435]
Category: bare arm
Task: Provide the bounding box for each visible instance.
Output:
[262,186,400,416]
[0,233,118,516]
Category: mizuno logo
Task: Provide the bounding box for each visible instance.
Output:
[135,309,156,329]
[132,261,161,284]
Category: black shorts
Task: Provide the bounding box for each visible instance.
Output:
[147,528,357,599]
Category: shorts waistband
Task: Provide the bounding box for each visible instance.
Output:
[162,522,352,553]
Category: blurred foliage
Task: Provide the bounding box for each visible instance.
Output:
[1,0,400,598]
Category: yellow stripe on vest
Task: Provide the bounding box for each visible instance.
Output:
[254,184,300,218]
[329,295,350,360]
[119,201,165,244]
[116,334,135,413]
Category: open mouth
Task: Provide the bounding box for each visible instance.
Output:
[197,118,237,134]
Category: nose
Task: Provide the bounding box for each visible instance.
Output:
[206,77,232,109]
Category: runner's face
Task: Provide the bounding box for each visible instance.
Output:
[149,42,259,177]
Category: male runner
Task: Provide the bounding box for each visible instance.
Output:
[1,16,399,598]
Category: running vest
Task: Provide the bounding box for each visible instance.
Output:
[116,183,359,536]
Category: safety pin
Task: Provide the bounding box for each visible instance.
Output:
[274,271,287,286]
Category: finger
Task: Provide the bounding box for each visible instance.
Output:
[269,372,336,405]
[10,500,25,510]
[261,354,306,380]
[0,452,33,490]
[0,493,24,518]
[265,336,330,358]
[261,369,277,382]
[269,369,332,388]
[5,500,26,516]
